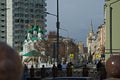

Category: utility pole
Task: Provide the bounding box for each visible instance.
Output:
[56,0,60,65]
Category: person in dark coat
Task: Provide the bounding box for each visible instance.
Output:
[52,64,58,77]
[23,64,28,80]
[97,60,106,80]
[30,65,34,77]
[82,64,89,77]
[57,63,62,77]
[57,63,62,71]
[41,65,46,79]
[66,63,72,77]
[97,60,103,72]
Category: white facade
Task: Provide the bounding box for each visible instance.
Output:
[0,0,47,51]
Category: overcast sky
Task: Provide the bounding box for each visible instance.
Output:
[46,0,105,46]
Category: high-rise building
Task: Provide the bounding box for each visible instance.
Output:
[0,0,47,51]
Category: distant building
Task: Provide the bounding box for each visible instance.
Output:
[47,31,78,64]
[77,41,88,63]
[78,41,84,53]
[0,0,47,51]
[20,24,47,68]
[86,21,95,54]
[86,21,106,63]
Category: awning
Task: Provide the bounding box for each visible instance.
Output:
[22,50,40,57]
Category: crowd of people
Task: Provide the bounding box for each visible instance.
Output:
[23,61,74,79]
[22,59,108,80]
[0,41,107,80]
[0,41,120,80]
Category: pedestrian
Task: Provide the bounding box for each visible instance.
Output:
[0,41,23,80]
[96,60,102,72]
[30,65,34,77]
[82,64,89,77]
[62,61,67,76]
[96,59,106,80]
[23,64,28,80]
[57,62,62,77]
[66,63,72,77]
[41,65,46,79]
[57,62,62,71]
[100,65,107,80]
[52,64,58,77]
[62,61,67,70]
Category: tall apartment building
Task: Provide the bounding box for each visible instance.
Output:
[0,0,47,51]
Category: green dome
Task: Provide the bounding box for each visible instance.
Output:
[27,29,32,33]
[33,25,38,31]
[38,28,43,34]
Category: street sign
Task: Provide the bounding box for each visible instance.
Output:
[70,53,74,58]
[95,54,101,58]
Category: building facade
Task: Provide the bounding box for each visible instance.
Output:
[47,31,78,64]
[87,21,106,63]
[105,0,120,54]
[0,0,47,51]
[86,21,95,54]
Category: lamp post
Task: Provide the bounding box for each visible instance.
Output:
[46,0,60,65]
[56,0,60,64]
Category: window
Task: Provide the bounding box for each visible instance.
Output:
[1,20,5,22]
[1,31,5,33]
[1,25,4,27]
[15,19,19,23]
[25,20,29,23]
[1,3,5,5]
[30,9,33,12]
[1,14,5,16]
[1,9,5,11]
[1,36,5,38]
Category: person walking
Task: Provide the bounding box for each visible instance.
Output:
[41,65,46,79]
[62,61,67,77]
[57,63,62,77]
[96,59,106,80]
[82,64,89,77]
[52,64,58,77]
[23,64,28,80]
[66,63,72,77]
[30,65,34,77]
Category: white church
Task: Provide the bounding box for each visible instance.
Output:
[19,24,49,68]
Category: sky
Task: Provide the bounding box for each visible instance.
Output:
[46,0,105,46]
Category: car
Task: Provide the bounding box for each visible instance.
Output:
[44,77,93,80]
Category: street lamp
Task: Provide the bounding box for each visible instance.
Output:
[46,0,60,65]
[56,0,60,65]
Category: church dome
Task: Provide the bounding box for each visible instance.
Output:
[33,25,38,31]
[27,29,32,33]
